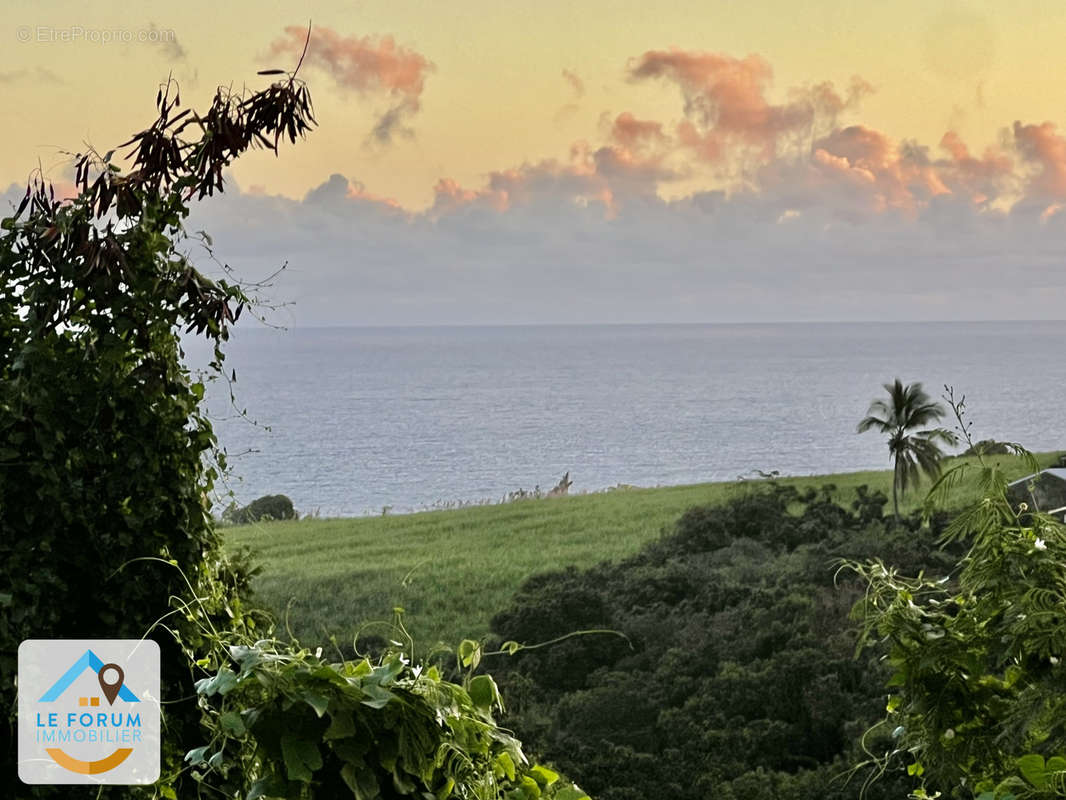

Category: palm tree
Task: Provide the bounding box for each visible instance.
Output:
[857,379,958,519]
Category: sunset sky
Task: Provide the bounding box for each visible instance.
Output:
[4,0,1066,324]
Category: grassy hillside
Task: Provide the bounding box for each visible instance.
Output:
[226,452,1060,650]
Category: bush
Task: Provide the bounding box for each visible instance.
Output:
[227,493,298,524]
[850,449,1066,797]
[486,485,949,800]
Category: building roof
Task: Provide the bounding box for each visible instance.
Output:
[1008,468,1066,487]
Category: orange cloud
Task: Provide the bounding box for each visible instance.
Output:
[432,177,509,213]
[1013,121,1066,200]
[414,50,1059,225]
[628,49,869,166]
[347,179,402,208]
[269,25,434,142]
[935,131,1013,204]
[611,112,666,150]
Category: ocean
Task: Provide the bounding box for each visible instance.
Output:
[186,321,1066,517]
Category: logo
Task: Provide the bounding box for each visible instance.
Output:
[18,640,160,784]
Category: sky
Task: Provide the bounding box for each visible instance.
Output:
[3,0,1066,324]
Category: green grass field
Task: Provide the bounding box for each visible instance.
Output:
[226,452,1060,651]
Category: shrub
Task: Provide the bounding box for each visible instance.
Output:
[850,446,1066,798]
[486,485,944,800]
[227,493,298,524]
[182,630,591,800]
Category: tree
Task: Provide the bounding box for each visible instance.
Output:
[1,54,586,800]
[857,379,957,519]
[0,60,316,796]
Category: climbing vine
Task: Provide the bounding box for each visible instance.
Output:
[849,394,1066,798]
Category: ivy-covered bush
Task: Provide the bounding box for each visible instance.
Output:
[180,625,589,800]
[226,494,298,524]
[0,67,316,794]
[851,445,1066,798]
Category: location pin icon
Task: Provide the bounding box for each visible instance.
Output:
[98,663,125,705]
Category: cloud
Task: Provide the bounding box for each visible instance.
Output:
[610,112,667,149]
[148,23,186,61]
[194,77,1066,325]
[628,49,871,169]
[1012,121,1066,203]
[12,45,1064,326]
[0,67,64,85]
[268,25,433,143]
[562,68,585,97]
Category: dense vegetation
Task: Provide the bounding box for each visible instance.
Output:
[0,67,311,795]
[225,453,1060,650]
[478,482,959,799]
[852,449,1066,798]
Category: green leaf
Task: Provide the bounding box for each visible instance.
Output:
[1018,754,1046,789]
[281,735,322,782]
[495,751,516,782]
[301,689,329,717]
[554,788,590,800]
[528,765,559,787]
[220,710,246,737]
[359,683,395,709]
[341,762,381,800]
[184,746,209,765]
[196,668,238,697]
[458,639,481,669]
[469,674,499,712]
[324,710,356,740]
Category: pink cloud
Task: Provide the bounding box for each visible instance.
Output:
[269,25,434,142]
[610,112,667,150]
[362,48,1066,225]
[1013,121,1066,200]
[628,49,868,165]
[935,131,1013,204]
[347,179,402,208]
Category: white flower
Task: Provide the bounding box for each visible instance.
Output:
[1035,538,1047,551]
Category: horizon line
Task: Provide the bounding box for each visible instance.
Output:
[220,318,1066,331]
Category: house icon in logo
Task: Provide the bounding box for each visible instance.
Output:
[40,650,140,703]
